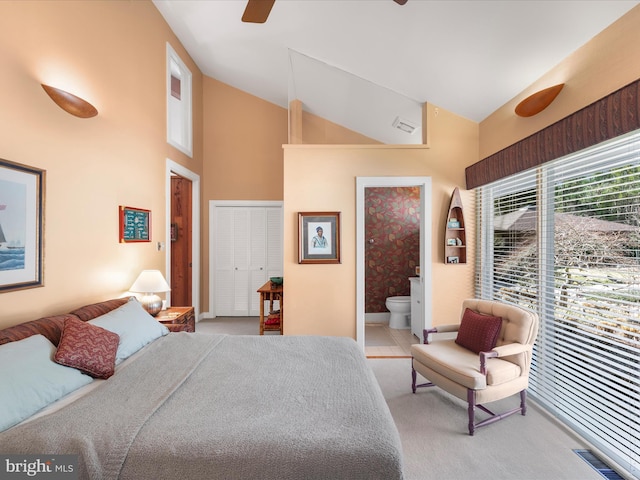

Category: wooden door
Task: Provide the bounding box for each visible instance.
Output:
[171,175,192,306]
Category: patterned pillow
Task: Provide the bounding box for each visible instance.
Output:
[70,297,131,322]
[54,316,120,379]
[0,314,70,346]
[455,308,502,354]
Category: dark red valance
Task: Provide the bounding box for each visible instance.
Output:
[466,78,640,190]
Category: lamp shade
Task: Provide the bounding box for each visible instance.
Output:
[130,270,170,294]
[129,270,170,316]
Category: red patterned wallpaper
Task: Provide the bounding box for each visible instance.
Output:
[365,187,420,313]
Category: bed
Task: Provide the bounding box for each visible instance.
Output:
[0,298,404,480]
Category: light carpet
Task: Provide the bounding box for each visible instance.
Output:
[196,317,267,335]
[369,357,604,480]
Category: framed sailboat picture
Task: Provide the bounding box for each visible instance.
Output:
[0,158,45,292]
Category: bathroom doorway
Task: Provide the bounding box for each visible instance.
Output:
[363,185,419,356]
[356,177,432,354]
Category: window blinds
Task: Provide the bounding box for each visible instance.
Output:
[478,130,640,477]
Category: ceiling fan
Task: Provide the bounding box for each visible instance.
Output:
[242,0,407,24]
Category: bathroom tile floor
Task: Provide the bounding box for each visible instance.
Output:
[364,323,421,358]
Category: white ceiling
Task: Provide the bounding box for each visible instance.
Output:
[153,0,639,144]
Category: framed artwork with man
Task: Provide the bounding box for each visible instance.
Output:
[298,212,341,264]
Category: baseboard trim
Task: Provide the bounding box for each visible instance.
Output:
[366,312,389,324]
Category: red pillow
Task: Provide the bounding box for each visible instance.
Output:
[54,316,120,379]
[455,308,502,354]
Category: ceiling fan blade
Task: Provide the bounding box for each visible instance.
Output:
[394,0,408,5]
[242,0,275,24]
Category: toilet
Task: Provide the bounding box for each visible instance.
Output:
[385,296,411,329]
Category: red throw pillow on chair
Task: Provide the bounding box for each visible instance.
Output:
[455,308,502,354]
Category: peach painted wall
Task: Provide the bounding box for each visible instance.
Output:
[0,1,202,327]
[203,77,287,202]
[283,104,477,338]
[200,77,287,313]
[480,5,640,158]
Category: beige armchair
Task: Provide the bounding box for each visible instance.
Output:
[411,299,539,435]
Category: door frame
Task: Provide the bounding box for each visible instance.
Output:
[165,159,200,317]
[208,200,283,318]
[356,176,432,350]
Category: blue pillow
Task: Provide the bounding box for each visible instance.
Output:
[89,298,168,363]
[0,334,93,432]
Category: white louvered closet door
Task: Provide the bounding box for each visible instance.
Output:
[248,208,267,316]
[214,205,282,317]
[214,207,235,316]
[248,207,283,316]
[232,208,250,315]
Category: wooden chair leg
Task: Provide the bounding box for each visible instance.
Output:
[470,390,528,435]
[412,367,417,393]
[411,363,435,393]
[467,389,476,436]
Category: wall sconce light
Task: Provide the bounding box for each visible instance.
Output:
[129,270,171,316]
[515,83,564,117]
[41,84,98,118]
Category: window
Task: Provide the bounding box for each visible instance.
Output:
[166,43,192,157]
[478,130,640,476]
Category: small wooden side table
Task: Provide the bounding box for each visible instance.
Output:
[156,306,195,332]
[257,281,283,335]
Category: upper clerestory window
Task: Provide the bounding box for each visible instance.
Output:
[166,43,192,157]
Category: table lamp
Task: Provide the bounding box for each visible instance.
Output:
[129,270,171,316]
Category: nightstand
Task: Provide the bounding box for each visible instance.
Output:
[156,306,195,332]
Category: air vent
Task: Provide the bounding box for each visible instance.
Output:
[574,450,625,480]
[392,116,418,135]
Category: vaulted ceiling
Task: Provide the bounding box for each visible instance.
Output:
[153,0,639,144]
